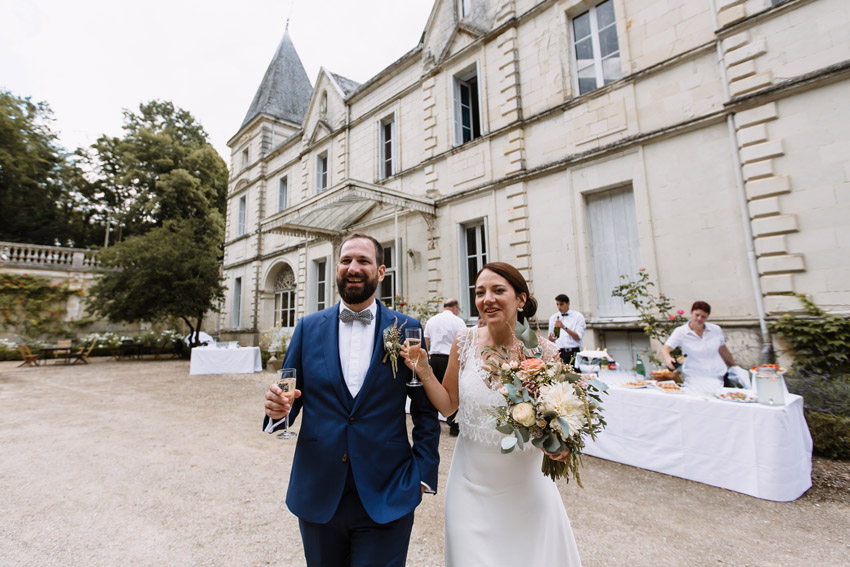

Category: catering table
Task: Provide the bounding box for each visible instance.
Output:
[189,346,263,375]
[584,374,812,501]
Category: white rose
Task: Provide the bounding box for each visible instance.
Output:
[501,362,511,371]
[511,402,536,427]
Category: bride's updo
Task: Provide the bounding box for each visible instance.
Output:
[475,262,538,324]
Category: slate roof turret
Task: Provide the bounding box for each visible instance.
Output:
[241,28,312,128]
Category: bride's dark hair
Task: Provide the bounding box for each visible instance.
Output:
[475,262,538,324]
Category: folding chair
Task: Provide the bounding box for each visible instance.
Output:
[17,344,40,367]
[71,341,96,365]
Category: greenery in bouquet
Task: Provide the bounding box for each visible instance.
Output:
[611,268,688,366]
[484,348,608,486]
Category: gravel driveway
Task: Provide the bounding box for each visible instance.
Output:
[1,358,847,566]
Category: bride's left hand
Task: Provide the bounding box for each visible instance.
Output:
[544,446,571,462]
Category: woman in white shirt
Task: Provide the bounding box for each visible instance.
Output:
[661,301,737,392]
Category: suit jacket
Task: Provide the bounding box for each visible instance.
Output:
[263,300,441,524]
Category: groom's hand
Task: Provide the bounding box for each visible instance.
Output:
[265,383,302,420]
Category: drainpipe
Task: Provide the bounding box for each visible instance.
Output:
[709,1,775,363]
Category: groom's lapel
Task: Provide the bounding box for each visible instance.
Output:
[321,303,350,407]
[351,300,391,412]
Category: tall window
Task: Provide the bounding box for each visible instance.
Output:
[573,0,622,95]
[278,177,288,212]
[380,116,395,179]
[460,220,488,318]
[587,185,641,317]
[461,0,471,17]
[232,277,242,328]
[274,265,297,327]
[454,66,481,145]
[316,151,329,192]
[241,148,249,170]
[315,258,328,311]
[379,243,398,308]
[237,196,247,237]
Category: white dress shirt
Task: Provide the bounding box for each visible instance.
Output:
[424,310,467,355]
[339,301,378,398]
[665,321,727,380]
[548,309,586,349]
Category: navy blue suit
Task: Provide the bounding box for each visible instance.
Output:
[264,299,440,561]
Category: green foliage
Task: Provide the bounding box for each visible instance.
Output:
[394,295,445,326]
[0,273,82,339]
[86,220,225,334]
[768,293,850,376]
[0,90,87,246]
[82,100,227,241]
[611,269,687,364]
[805,412,850,460]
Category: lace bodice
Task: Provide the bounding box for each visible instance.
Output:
[455,327,559,446]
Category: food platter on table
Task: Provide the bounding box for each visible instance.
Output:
[650,369,682,383]
[620,379,655,389]
[655,380,685,393]
[715,390,757,403]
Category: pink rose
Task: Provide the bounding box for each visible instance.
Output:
[638,267,645,272]
[520,358,546,372]
[669,315,675,320]
[677,309,684,315]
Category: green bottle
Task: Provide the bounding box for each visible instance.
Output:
[635,354,646,377]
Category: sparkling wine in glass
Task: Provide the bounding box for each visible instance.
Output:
[405,328,423,387]
[276,368,297,440]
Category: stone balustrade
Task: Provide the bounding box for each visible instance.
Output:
[0,241,100,270]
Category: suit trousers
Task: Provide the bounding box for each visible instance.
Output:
[429,353,457,428]
[299,466,415,567]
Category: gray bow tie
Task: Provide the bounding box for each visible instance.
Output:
[339,309,373,324]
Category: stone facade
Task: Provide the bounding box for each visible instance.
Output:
[221,0,850,367]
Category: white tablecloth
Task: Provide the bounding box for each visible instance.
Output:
[189,346,262,375]
[584,378,812,501]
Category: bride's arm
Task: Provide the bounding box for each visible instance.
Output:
[400,334,460,417]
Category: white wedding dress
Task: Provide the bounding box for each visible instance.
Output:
[444,328,582,567]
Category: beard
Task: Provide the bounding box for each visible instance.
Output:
[337,272,380,305]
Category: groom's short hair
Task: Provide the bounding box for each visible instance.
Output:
[339,233,384,266]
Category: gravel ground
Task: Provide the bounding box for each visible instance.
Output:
[1,358,848,567]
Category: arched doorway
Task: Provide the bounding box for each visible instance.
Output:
[273,264,297,328]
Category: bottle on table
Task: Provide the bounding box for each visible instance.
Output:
[635,354,646,377]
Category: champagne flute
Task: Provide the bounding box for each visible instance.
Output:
[276,368,297,440]
[405,328,423,387]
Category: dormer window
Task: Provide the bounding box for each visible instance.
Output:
[316,151,329,192]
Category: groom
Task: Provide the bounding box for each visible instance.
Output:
[263,233,440,567]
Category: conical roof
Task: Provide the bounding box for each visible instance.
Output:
[241,29,313,128]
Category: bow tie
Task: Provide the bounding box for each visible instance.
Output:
[339,309,374,324]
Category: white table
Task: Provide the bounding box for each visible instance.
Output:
[189,346,263,375]
[584,376,812,501]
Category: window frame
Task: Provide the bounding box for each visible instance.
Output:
[278,176,288,212]
[241,148,249,170]
[312,257,329,312]
[458,219,489,319]
[571,0,622,95]
[237,195,247,237]
[232,277,242,328]
[316,151,329,193]
[379,241,400,308]
[379,115,395,180]
[453,64,482,146]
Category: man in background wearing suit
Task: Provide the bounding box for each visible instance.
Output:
[263,233,440,567]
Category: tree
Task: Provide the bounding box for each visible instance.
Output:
[84,100,227,242]
[86,220,225,343]
[84,100,228,344]
[0,91,75,245]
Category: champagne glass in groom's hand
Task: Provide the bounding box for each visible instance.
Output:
[405,328,423,387]
[276,368,297,440]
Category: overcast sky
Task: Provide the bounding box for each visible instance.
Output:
[1,0,435,160]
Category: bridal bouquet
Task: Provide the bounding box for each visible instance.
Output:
[485,350,608,486]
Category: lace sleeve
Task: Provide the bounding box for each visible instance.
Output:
[455,327,475,375]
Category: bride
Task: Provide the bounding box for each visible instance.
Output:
[401,262,582,566]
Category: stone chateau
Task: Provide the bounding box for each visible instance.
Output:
[220,0,850,367]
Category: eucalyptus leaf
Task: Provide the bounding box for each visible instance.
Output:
[531,437,544,448]
[557,417,572,437]
[514,429,524,450]
[517,426,530,443]
[586,378,609,392]
[496,424,514,435]
[501,436,518,453]
[543,433,561,452]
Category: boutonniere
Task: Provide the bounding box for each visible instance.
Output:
[381,317,408,378]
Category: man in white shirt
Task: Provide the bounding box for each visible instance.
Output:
[424,298,467,436]
[547,294,586,366]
